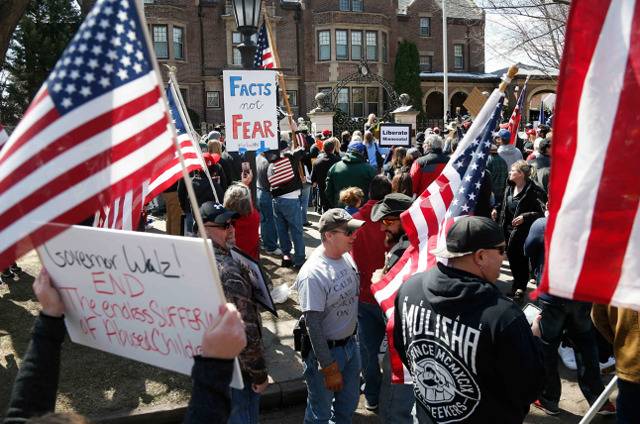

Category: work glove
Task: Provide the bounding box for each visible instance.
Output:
[320,361,343,392]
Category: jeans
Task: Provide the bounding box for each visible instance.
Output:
[229,384,260,424]
[303,337,361,424]
[300,183,312,224]
[257,188,278,251]
[379,352,416,424]
[617,378,640,424]
[184,212,194,237]
[357,301,386,406]
[273,196,305,266]
[506,230,529,291]
[538,299,605,406]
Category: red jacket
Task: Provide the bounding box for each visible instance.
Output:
[352,200,389,304]
[233,208,260,260]
[410,150,449,196]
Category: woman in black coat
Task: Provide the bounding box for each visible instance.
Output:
[492,159,547,299]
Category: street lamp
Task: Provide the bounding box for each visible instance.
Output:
[232,0,262,70]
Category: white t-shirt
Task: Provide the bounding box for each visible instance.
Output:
[295,247,360,340]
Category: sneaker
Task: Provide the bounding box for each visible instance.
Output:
[265,248,283,256]
[281,256,293,268]
[511,289,525,300]
[303,222,313,228]
[558,344,578,371]
[599,356,616,372]
[10,264,23,274]
[364,399,379,412]
[597,401,616,416]
[533,399,560,416]
[1,269,15,281]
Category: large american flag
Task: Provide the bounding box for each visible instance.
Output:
[254,22,275,69]
[508,78,528,145]
[372,90,505,383]
[540,0,640,309]
[0,0,176,270]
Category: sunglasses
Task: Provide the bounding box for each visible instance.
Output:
[490,246,506,255]
[204,222,233,230]
[332,229,356,237]
[381,217,400,226]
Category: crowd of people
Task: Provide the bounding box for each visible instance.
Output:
[4,113,639,424]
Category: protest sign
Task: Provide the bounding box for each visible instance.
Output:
[230,247,277,317]
[379,123,412,147]
[223,70,278,152]
[37,225,224,376]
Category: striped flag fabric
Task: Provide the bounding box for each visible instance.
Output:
[0,0,176,271]
[508,79,528,145]
[0,123,8,148]
[254,23,275,69]
[540,0,640,309]
[93,80,205,230]
[371,90,505,383]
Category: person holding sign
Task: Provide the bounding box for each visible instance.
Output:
[197,201,270,423]
[4,270,248,424]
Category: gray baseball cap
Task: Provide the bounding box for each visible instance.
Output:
[318,208,365,233]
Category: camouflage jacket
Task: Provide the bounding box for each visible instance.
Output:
[213,243,267,385]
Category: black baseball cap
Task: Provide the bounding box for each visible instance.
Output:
[371,193,413,222]
[200,202,239,225]
[430,216,505,258]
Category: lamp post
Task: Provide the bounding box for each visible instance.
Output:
[232,0,262,70]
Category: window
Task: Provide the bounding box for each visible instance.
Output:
[336,30,348,60]
[173,27,184,60]
[351,31,362,60]
[366,31,377,61]
[318,30,331,61]
[420,17,431,37]
[207,91,220,108]
[340,0,363,12]
[232,31,242,65]
[454,44,464,69]
[352,87,364,117]
[420,55,433,72]
[337,88,349,113]
[367,87,379,116]
[381,32,388,63]
[280,90,298,107]
[152,25,168,59]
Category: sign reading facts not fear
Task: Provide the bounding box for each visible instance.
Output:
[223,70,279,152]
[37,225,224,375]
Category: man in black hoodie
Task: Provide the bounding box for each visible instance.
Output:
[393,216,545,423]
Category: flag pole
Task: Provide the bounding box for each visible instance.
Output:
[262,10,300,148]
[442,0,449,125]
[134,0,225,302]
[165,67,220,203]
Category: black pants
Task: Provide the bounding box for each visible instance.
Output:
[538,299,605,406]
[506,230,529,291]
[618,378,640,424]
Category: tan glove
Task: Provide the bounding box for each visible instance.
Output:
[320,361,343,392]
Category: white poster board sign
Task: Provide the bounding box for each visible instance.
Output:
[223,70,278,152]
[379,123,412,147]
[37,226,224,376]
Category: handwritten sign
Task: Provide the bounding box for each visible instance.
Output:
[379,123,411,147]
[223,70,278,152]
[37,226,224,376]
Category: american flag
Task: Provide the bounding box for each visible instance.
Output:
[254,22,275,69]
[372,90,505,383]
[508,78,528,145]
[0,0,176,270]
[540,0,640,309]
[0,123,8,148]
[93,80,204,230]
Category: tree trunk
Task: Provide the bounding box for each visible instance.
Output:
[0,0,31,66]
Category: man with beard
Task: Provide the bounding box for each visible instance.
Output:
[370,193,415,423]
